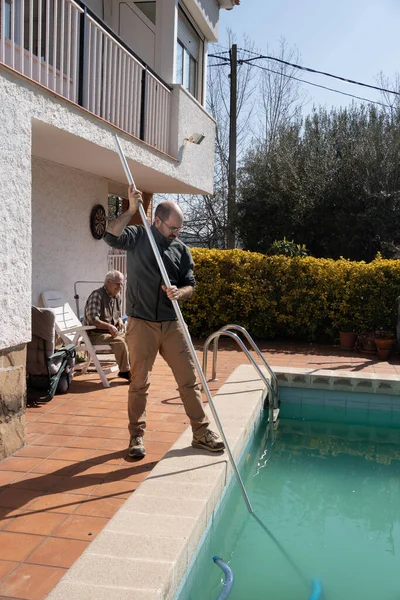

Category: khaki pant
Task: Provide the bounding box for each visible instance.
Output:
[125,317,209,440]
[89,331,130,372]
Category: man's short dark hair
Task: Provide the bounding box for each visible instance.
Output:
[155,202,173,221]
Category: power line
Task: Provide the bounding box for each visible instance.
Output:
[210,43,230,54]
[244,62,394,110]
[209,46,400,97]
[208,61,231,67]
[236,47,400,97]
[209,53,230,61]
[208,59,393,108]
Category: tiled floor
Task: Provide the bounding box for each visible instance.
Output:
[0,339,399,599]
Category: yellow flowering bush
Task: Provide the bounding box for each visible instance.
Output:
[182,249,400,341]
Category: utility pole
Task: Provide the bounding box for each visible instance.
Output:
[227,43,237,249]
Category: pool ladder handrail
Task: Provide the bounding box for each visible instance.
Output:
[202,324,279,411]
[202,325,309,589]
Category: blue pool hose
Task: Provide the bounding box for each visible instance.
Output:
[309,578,322,600]
[213,557,321,600]
[213,556,234,599]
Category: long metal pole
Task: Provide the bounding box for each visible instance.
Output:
[113,135,309,589]
[113,134,251,511]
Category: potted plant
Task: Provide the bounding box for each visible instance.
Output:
[374,328,396,360]
[339,328,357,350]
[356,332,377,354]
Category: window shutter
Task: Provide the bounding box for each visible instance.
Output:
[177,8,200,60]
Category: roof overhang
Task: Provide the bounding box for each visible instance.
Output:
[31,120,210,195]
[219,0,240,9]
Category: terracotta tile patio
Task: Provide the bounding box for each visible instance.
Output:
[1,339,400,599]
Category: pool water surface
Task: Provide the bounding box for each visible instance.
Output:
[176,404,400,600]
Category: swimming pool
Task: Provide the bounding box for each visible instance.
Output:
[175,387,400,600]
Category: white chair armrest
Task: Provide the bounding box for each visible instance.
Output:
[61,325,96,334]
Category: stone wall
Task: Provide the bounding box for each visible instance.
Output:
[0,345,26,460]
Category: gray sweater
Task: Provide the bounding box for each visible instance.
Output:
[103,224,196,321]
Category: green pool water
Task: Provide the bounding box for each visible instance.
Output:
[175,398,400,600]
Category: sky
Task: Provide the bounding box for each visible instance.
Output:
[217,0,400,113]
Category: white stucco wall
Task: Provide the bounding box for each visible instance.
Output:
[169,84,215,191]
[0,80,32,350]
[119,3,156,69]
[31,158,110,313]
[0,54,215,347]
[3,68,215,191]
[155,0,176,84]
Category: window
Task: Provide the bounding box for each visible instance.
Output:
[176,40,197,97]
[134,2,156,25]
[176,6,203,100]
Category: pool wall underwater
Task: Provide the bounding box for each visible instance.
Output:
[47,365,400,600]
[174,371,400,600]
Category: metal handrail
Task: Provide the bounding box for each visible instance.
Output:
[203,325,278,411]
[75,0,172,90]
[203,330,274,415]
[214,325,278,406]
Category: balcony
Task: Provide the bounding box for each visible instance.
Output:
[0,0,171,155]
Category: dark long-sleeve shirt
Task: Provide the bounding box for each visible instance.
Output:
[103,224,195,322]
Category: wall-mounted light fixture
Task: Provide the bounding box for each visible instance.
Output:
[185,133,205,145]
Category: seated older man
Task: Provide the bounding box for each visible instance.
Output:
[84,270,130,381]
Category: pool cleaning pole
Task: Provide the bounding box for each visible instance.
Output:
[113,134,310,591]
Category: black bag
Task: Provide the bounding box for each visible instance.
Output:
[52,345,76,394]
[27,344,76,403]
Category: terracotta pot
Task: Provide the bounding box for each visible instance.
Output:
[339,331,357,350]
[375,338,395,361]
[357,334,376,354]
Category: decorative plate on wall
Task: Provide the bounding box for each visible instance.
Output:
[90,204,107,239]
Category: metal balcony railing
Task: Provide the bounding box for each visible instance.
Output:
[0,0,171,154]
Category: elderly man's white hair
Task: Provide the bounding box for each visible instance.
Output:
[104,270,124,284]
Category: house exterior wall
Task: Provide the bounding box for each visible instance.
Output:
[169,84,215,190]
[82,0,104,19]
[155,0,177,84]
[0,58,215,347]
[0,0,233,460]
[80,1,219,106]
[118,3,156,69]
[0,345,26,460]
[0,77,32,351]
[31,158,110,311]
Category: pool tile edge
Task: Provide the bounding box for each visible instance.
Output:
[273,366,400,395]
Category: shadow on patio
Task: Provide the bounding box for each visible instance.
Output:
[0,341,400,598]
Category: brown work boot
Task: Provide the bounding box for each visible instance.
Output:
[192,429,225,453]
[128,436,145,458]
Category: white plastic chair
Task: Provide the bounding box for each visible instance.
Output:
[41,291,118,388]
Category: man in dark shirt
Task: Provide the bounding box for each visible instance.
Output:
[103,185,225,458]
[84,270,130,381]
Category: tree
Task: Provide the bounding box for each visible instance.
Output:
[237,103,400,261]
[255,38,306,152]
[168,36,304,248]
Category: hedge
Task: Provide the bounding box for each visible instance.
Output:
[181,249,400,341]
